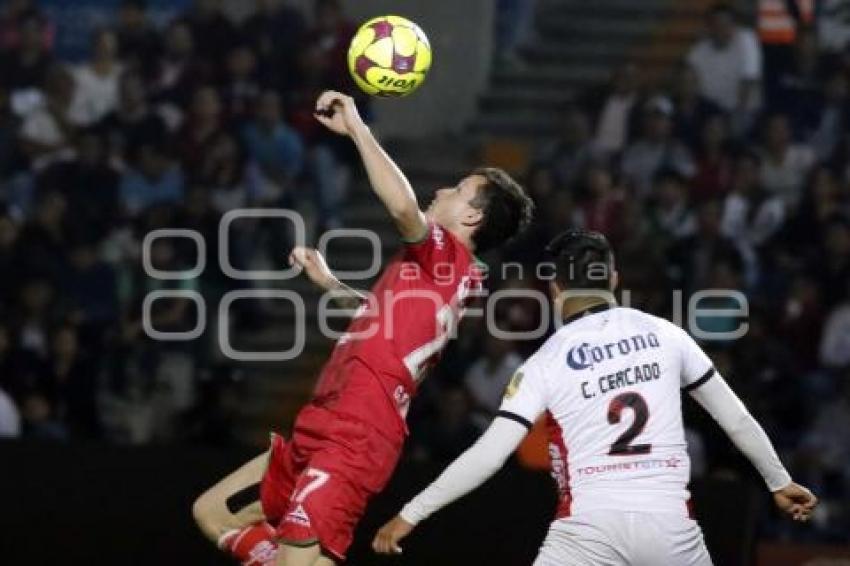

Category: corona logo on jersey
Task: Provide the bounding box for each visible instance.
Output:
[566,332,661,371]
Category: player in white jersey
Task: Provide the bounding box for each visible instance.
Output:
[372,230,817,565]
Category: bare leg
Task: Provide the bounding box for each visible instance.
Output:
[274,543,337,566]
[192,451,269,543]
[275,544,321,566]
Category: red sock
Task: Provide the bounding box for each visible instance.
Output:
[219,522,278,565]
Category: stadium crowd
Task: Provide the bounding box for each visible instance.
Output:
[0,0,365,446]
[0,0,846,544]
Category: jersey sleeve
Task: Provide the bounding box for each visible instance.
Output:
[673,325,716,391]
[497,357,547,428]
[404,222,462,279]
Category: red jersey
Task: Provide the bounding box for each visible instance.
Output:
[311,222,483,438]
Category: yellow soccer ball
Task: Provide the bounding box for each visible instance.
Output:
[347,15,432,97]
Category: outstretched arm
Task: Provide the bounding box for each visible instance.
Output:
[314,91,427,242]
[372,417,528,555]
[688,371,817,521]
[289,247,365,311]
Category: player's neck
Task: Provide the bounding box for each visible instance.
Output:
[560,297,615,323]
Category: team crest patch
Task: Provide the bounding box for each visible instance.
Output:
[504,371,524,399]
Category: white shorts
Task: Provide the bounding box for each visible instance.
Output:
[533,510,713,566]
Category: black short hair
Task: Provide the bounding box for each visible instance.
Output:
[469,167,534,253]
[545,230,614,290]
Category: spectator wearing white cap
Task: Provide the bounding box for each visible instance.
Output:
[620,95,695,198]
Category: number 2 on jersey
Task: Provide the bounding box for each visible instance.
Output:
[607,392,651,455]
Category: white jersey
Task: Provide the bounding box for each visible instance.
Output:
[499,305,715,519]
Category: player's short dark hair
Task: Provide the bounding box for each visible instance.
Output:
[545,229,615,290]
[469,167,534,253]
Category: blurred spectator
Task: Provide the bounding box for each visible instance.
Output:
[64,235,119,341]
[687,3,762,125]
[307,0,356,93]
[180,0,238,67]
[97,70,169,167]
[649,169,696,241]
[587,63,642,156]
[120,142,184,216]
[494,0,536,67]
[778,165,847,262]
[242,89,304,205]
[153,21,207,109]
[0,0,53,52]
[116,0,162,83]
[779,273,826,371]
[771,28,822,122]
[691,112,734,202]
[534,105,593,190]
[38,131,120,239]
[16,190,67,281]
[806,70,850,162]
[620,96,695,198]
[818,0,850,55]
[177,85,229,184]
[721,150,786,252]
[463,334,522,428]
[241,0,306,92]
[221,45,262,123]
[819,293,850,369]
[668,198,745,294]
[809,215,850,307]
[798,375,850,539]
[45,324,101,438]
[759,112,816,208]
[12,276,58,358]
[69,29,124,127]
[18,64,77,169]
[671,62,721,150]
[0,10,54,91]
[576,161,626,244]
[757,0,814,99]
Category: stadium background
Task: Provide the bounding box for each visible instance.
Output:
[0,0,848,564]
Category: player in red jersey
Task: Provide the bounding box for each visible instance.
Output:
[192,90,533,566]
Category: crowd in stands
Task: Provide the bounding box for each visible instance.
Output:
[0,0,363,445]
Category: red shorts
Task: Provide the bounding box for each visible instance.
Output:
[260,404,403,561]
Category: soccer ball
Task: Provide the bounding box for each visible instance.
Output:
[347,15,432,97]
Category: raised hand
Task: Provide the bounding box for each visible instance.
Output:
[313,90,365,137]
[289,246,335,290]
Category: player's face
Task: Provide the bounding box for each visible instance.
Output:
[425,174,486,230]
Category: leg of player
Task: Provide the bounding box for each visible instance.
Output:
[192,451,269,542]
[275,543,337,566]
